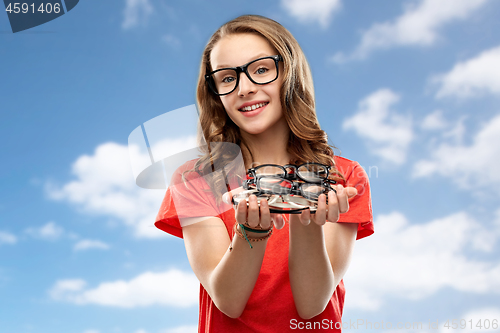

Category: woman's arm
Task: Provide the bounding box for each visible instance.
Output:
[288,186,358,319]
[182,196,275,318]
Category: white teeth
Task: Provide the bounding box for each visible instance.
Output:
[241,102,268,111]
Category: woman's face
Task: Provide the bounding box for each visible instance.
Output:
[210,33,286,137]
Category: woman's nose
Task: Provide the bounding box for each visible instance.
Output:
[238,73,256,96]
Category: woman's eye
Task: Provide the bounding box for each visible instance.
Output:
[221,76,236,83]
[255,67,269,75]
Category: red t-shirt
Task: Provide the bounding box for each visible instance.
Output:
[155,156,374,332]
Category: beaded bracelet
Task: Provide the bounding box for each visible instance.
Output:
[231,222,274,250]
[240,223,271,234]
[235,223,273,249]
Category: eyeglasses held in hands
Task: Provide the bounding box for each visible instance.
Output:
[232,163,338,214]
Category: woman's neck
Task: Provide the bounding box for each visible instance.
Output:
[240,119,291,167]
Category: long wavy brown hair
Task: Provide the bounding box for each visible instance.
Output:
[190,15,344,203]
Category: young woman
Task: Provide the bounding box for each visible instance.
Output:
[155,15,373,332]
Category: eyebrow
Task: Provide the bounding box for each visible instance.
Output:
[214,53,273,70]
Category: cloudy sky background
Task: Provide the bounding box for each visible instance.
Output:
[1,0,500,332]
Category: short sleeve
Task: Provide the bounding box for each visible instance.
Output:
[336,160,374,240]
[155,186,183,238]
[154,160,231,238]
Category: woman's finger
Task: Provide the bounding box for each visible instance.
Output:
[274,214,285,229]
[327,190,340,222]
[270,213,280,229]
[247,195,260,228]
[235,197,247,224]
[299,209,311,226]
[259,198,271,229]
[345,186,358,199]
[314,194,327,225]
[222,186,245,204]
[336,184,350,214]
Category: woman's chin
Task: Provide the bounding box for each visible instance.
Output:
[239,119,288,137]
[241,127,267,136]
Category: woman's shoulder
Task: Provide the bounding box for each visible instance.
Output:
[175,158,199,172]
[169,158,202,186]
[333,155,366,182]
[333,155,360,169]
[333,155,357,165]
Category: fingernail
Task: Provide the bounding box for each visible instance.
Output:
[222,193,230,204]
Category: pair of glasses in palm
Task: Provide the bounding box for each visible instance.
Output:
[245,163,337,197]
[233,163,337,214]
[205,55,283,96]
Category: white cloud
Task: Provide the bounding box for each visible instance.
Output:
[421,110,448,130]
[49,269,198,308]
[161,325,198,333]
[0,231,17,245]
[439,308,500,332]
[413,113,500,191]
[25,222,64,241]
[420,111,466,145]
[46,142,170,238]
[49,279,87,299]
[441,116,467,144]
[433,45,500,99]
[122,0,153,30]
[343,89,413,165]
[345,211,500,311]
[333,0,489,62]
[73,239,110,252]
[281,0,341,27]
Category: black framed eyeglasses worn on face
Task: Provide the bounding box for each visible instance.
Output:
[205,55,283,96]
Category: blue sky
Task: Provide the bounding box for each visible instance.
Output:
[1,0,500,332]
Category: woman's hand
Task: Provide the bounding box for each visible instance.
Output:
[222,189,285,230]
[296,184,358,226]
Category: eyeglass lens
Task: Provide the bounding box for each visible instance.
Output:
[296,165,328,182]
[253,164,328,182]
[300,183,327,199]
[258,178,292,195]
[210,58,278,95]
[257,177,328,200]
[255,165,285,177]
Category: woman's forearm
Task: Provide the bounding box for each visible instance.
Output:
[209,227,269,318]
[288,217,335,319]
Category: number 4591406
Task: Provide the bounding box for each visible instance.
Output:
[443,319,498,330]
[6,3,61,14]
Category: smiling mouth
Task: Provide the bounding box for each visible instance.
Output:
[239,102,269,112]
